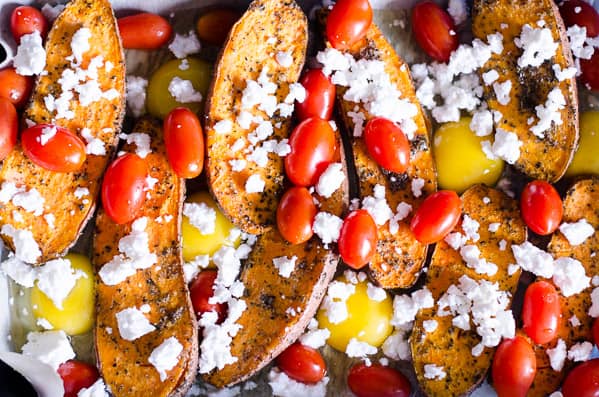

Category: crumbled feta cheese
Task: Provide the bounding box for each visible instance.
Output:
[389,202,413,234]
[149,337,183,381]
[470,109,494,136]
[491,128,522,164]
[299,319,330,349]
[461,215,481,242]
[14,32,46,76]
[447,0,467,25]
[126,76,147,118]
[315,163,345,198]
[168,31,201,59]
[511,241,554,278]
[183,254,210,283]
[460,245,498,276]
[552,257,590,297]
[568,341,593,362]
[547,338,567,371]
[12,188,45,216]
[168,77,202,103]
[567,25,595,60]
[361,185,393,226]
[268,368,328,397]
[346,338,377,357]
[285,83,306,104]
[424,364,446,380]
[312,212,343,245]
[183,202,216,235]
[589,287,599,317]
[272,256,297,278]
[1,225,41,264]
[382,329,411,360]
[119,133,151,158]
[229,159,246,172]
[320,280,356,324]
[21,330,75,370]
[74,187,89,199]
[515,24,559,67]
[423,319,439,333]
[493,80,512,106]
[552,64,577,82]
[411,178,425,198]
[391,288,434,327]
[36,258,85,309]
[116,307,156,341]
[213,120,233,134]
[569,315,581,327]
[77,379,110,397]
[445,232,468,250]
[80,128,106,156]
[1,256,37,287]
[482,70,499,85]
[559,219,595,246]
[530,87,566,139]
[245,174,265,193]
[367,283,387,302]
[275,51,293,68]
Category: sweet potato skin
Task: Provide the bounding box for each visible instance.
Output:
[0,0,125,264]
[205,0,308,235]
[528,177,599,396]
[94,118,197,397]
[472,0,578,182]
[411,185,526,397]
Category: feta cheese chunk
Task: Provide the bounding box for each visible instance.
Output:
[116,307,156,341]
[14,32,46,76]
[559,219,595,246]
[424,364,446,380]
[315,163,345,198]
[21,330,75,370]
[272,256,297,278]
[168,77,203,103]
[168,31,201,59]
[148,337,183,381]
[183,202,216,235]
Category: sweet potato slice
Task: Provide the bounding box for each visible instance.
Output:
[527,177,599,396]
[472,0,578,182]
[205,0,307,235]
[93,118,197,397]
[0,0,125,264]
[411,185,526,397]
[321,14,436,288]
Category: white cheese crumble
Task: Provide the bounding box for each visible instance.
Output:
[424,364,446,380]
[444,232,468,250]
[80,128,106,156]
[490,128,523,165]
[315,163,345,198]
[423,319,439,333]
[411,178,425,199]
[460,244,498,276]
[21,330,75,370]
[1,224,42,263]
[299,319,330,349]
[168,31,201,59]
[268,368,328,397]
[530,87,566,139]
[77,379,110,397]
[245,174,265,193]
[515,24,559,68]
[119,133,151,158]
[552,64,577,82]
[389,202,413,235]
[213,120,233,134]
[547,338,567,371]
[312,212,343,245]
[569,315,581,327]
[461,215,481,242]
[511,241,555,278]
[275,51,293,68]
[320,280,356,324]
[470,109,494,136]
[361,184,393,226]
[493,80,512,106]
[14,32,46,76]
[447,0,467,25]
[552,257,590,297]
[390,288,434,327]
[116,307,156,341]
[168,77,203,103]
[272,256,297,278]
[126,76,147,118]
[183,202,216,235]
[382,329,411,361]
[366,282,387,302]
[488,222,500,232]
[148,337,183,381]
[482,70,499,85]
[559,219,595,246]
[346,338,377,358]
[74,187,89,199]
[36,258,86,309]
[568,341,593,362]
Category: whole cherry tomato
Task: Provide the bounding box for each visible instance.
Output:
[492,335,536,397]
[347,363,411,397]
[117,13,172,50]
[0,98,18,161]
[326,0,373,51]
[521,280,561,344]
[520,180,563,236]
[285,117,337,187]
[189,270,228,324]
[559,0,599,38]
[164,107,204,178]
[363,117,410,173]
[581,52,599,92]
[562,359,599,397]
[101,153,148,224]
[338,209,378,269]
[57,360,100,397]
[410,190,461,244]
[411,1,458,63]
[594,318,599,346]
[21,124,86,172]
[277,186,317,244]
[196,8,240,46]
[0,68,33,108]
[10,6,48,43]
[276,342,327,384]
[295,69,336,121]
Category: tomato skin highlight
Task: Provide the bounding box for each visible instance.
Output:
[21,124,87,172]
[295,69,336,121]
[0,98,18,161]
[520,180,563,236]
[410,190,461,244]
[10,6,48,42]
[101,153,148,225]
[57,360,100,397]
[411,1,458,62]
[276,342,326,384]
[347,363,411,397]
[559,0,599,38]
[164,107,205,178]
[285,117,337,187]
[492,336,536,397]
[117,13,172,50]
[189,270,227,324]
[326,0,373,51]
[521,281,561,344]
[277,187,317,245]
[363,117,410,173]
[338,209,378,269]
[0,68,33,108]
[562,359,599,397]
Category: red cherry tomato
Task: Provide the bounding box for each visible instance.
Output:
[117,13,173,50]
[559,0,599,38]
[101,153,148,224]
[0,68,33,108]
[10,6,48,43]
[363,117,410,173]
[57,360,100,397]
[338,209,378,269]
[594,318,599,346]
[326,0,373,51]
[411,1,458,63]
[276,342,326,384]
[295,69,336,121]
[520,180,563,236]
[581,51,599,91]
[21,124,86,172]
[189,270,228,324]
[410,190,461,244]
[562,359,599,397]
[521,281,561,344]
[285,117,336,187]
[277,187,317,244]
[0,98,18,161]
[347,363,411,397]
[164,107,204,178]
[492,335,536,397]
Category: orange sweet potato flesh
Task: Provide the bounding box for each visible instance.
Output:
[0,0,125,264]
[411,185,526,397]
[527,177,599,396]
[323,15,437,288]
[472,0,579,182]
[93,118,197,397]
[205,0,307,235]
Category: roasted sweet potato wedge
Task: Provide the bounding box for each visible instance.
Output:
[528,177,599,396]
[205,0,308,235]
[320,14,436,288]
[472,0,578,182]
[411,185,526,397]
[0,0,125,264]
[93,118,197,397]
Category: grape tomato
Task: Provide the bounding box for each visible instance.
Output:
[196,9,240,46]
[21,124,86,173]
[521,280,561,344]
[559,0,599,37]
[164,107,204,178]
[363,117,410,174]
[0,68,33,109]
[276,342,326,384]
[189,270,227,323]
[411,1,458,62]
[10,6,48,43]
[118,13,172,50]
[326,0,373,50]
[348,363,411,397]
[295,69,336,121]
[57,360,100,397]
[410,190,461,244]
[0,97,18,162]
[338,209,378,269]
[562,359,599,397]
[492,335,536,397]
[277,186,317,245]
[520,180,563,236]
